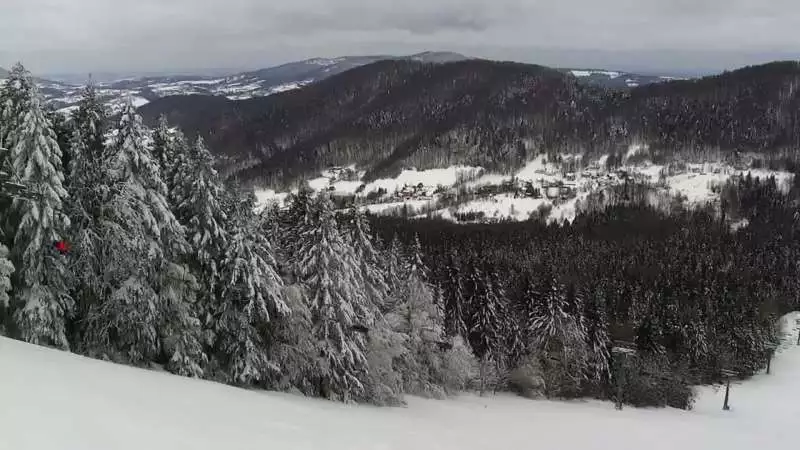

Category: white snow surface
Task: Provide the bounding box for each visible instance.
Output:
[455,195,550,221]
[363,166,483,194]
[4,312,800,449]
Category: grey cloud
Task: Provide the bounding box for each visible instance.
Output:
[0,0,798,74]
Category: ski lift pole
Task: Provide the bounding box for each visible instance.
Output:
[796,319,800,345]
[766,341,778,375]
[611,340,637,411]
[721,369,738,411]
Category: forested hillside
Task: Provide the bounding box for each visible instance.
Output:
[139,60,800,188]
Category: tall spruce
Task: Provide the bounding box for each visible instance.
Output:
[214,186,287,384]
[0,63,35,152]
[299,194,373,400]
[9,93,73,348]
[347,207,389,310]
[173,137,228,304]
[67,85,108,335]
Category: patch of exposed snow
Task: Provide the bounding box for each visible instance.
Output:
[549,192,591,224]
[626,143,648,160]
[455,195,550,221]
[130,96,149,107]
[364,199,434,214]
[363,166,483,194]
[253,189,289,212]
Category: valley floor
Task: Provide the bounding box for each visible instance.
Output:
[3,314,800,450]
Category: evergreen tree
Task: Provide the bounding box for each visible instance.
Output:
[299,194,373,400]
[173,137,228,304]
[383,235,406,311]
[469,266,505,393]
[405,233,428,283]
[0,63,35,151]
[151,116,174,180]
[9,94,73,348]
[282,182,315,280]
[69,84,107,175]
[67,85,108,336]
[583,288,611,382]
[529,277,589,396]
[214,186,287,384]
[443,249,468,338]
[392,263,447,397]
[347,207,389,310]
[151,117,190,205]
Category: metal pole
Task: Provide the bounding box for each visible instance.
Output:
[722,378,731,411]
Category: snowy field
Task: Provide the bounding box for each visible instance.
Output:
[3,312,800,450]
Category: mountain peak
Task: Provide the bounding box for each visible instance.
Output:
[406,51,469,63]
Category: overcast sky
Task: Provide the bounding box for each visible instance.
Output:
[1,0,799,76]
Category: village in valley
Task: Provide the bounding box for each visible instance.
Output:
[256,146,794,224]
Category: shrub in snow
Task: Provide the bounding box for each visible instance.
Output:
[507,356,547,399]
[438,336,479,393]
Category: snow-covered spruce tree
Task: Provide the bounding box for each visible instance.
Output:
[299,194,374,401]
[173,137,228,312]
[383,234,407,312]
[151,117,191,206]
[347,206,390,310]
[469,266,506,394]
[82,99,205,374]
[69,84,107,174]
[213,185,287,385]
[151,116,174,183]
[282,182,315,281]
[528,278,589,397]
[66,85,108,338]
[0,63,35,152]
[443,249,468,339]
[9,93,74,349]
[583,288,611,384]
[391,261,449,398]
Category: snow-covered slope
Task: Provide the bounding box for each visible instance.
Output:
[566,68,687,89]
[3,313,799,450]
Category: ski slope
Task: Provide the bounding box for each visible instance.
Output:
[3,313,800,450]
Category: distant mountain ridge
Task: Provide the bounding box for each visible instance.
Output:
[138,59,800,188]
[0,53,471,114]
[1,53,682,115]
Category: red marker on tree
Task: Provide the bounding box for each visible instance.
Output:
[54,240,70,255]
